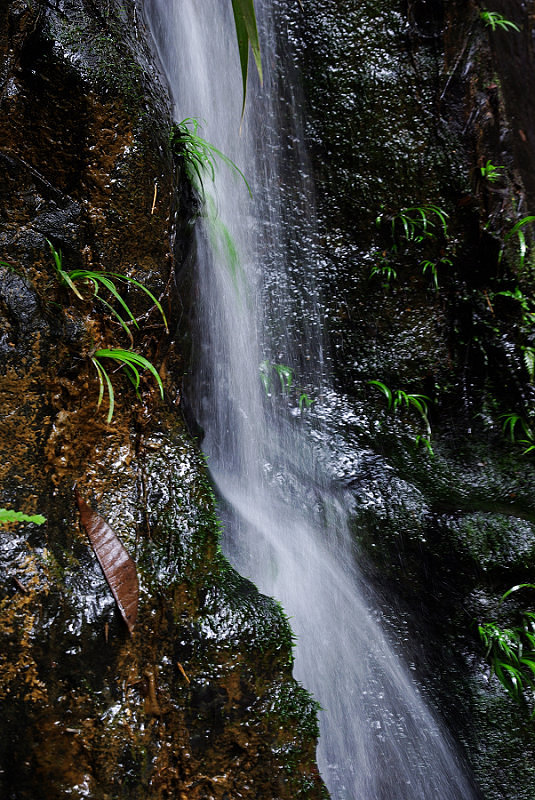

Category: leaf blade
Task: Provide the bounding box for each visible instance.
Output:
[75,490,139,634]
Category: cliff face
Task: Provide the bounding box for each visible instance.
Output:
[297,0,535,797]
[0,2,325,798]
[4,0,535,796]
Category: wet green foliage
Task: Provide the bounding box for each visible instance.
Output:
[260,361,314,411]
[48,240,168,341]
[479,585,535,713]
[169,118,251,196]
[47,240,166,422]
[420,257,453,291]
[0,509,46,525]
[501,216,535,269]
[372,203,453,292]
[169,120,249,289]
[480,10,520,32]
[368,380,432,451]
[231,0,263,117]
[377,204,449,245]
[92,349,164,424]
[480,160,504,183]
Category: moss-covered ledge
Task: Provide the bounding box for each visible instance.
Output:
[0,1,325,797]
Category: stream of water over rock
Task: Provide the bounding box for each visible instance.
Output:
[146,2,478,797]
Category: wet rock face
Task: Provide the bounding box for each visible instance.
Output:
[0,1,325,797]
[296,0,535,797]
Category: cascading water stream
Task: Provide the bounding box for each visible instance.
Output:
[145,2,478,797]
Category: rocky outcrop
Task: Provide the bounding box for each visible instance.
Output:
[297,0,535,797]
[0,1,325,797]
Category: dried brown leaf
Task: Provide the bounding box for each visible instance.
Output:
[75,489,138,634]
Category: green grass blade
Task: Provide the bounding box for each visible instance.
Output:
[495,661,523,697]
[501,583,535,601]
[67,270,99,296]
[96,296,134,345]
[95,349,164,399]
[204,142,252,197]
[104,273,168,331]
[519,658,535,678]
[96,275,139,329]
[122,362,142,397]
[232,0,251,119]
[400,215,411,240]
[46,239,85,299]
[368,380,393,408]
[92,356,115,423]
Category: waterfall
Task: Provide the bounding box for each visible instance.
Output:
[145,2,478,797]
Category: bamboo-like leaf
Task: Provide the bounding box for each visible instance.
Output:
[46,239,85,299]
[231,0,262,118]
[94,348,164,399]
[368,380,393,408]
[75,490,138,634]
[105,273,169,332]
[501,583,535,601]
[519,657,535,678]
[91,357,115,423]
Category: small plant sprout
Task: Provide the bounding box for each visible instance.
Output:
[480,160,504,182]
[91,349,164,423]
[369,253,397,286]
[376,204,449,244]
[273,363,293,392]
[368,379,433,447]
[522,346,535,383]
[500,413,535,454]
[260,361,314,411]
[495,286,535,325]
[259,360,293,393]
[298,392,314,411]
[420,256,453,290]
[259,360,272,393]
[169,118,251,197]
[0,508,46,526]
[205,195,245,289]
[47,240,168,340]
[480,10,520,32]
[47,239,84,299]
[415,435,434,456]
[500,413,531,442]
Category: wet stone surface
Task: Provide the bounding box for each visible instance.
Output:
[0,1,325,797]
[293,0,535,797]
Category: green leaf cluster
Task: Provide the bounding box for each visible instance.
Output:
[92,349,164,424]
[377,204,449,244]
[501,216,535,269]
[480,10,520,32]
[479,584,535,712]
[47,240,168,339]
[260,361,314,412]
[368,380,433,452]
[47,241,166,422]
[480,160,504,183]
[372,203,451,290]
[169,118,251,197]
[500,413,535,454]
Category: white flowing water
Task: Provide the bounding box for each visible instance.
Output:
[145,2,478,797]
